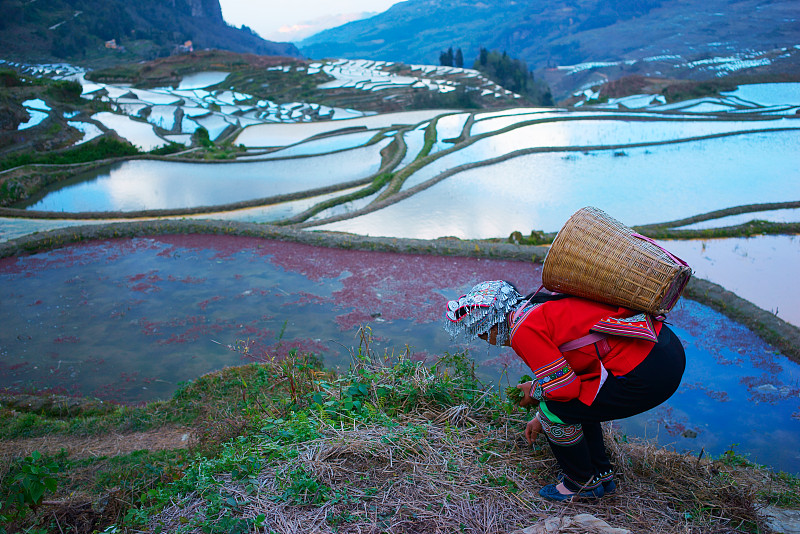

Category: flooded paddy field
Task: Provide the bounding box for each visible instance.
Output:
[17,141,389,212]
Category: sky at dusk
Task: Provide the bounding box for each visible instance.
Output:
[218,0,404,43]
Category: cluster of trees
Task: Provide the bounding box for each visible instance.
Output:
[0,69,22,88]
[474,48,553,106]
[0,138,140,173]
[439,47,553,106]
[412,85,480,110]
[47,80,83,103]
[439,47,465,68]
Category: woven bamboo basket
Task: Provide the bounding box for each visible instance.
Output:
[542,207,692,316]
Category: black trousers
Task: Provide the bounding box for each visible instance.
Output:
[542,324,686,490]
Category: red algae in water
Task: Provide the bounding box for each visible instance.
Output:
[146,234,543,330]
[0,234,544,400]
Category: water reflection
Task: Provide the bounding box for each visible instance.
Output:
[244,130,380,158]
[676,208,800,229]
[235,110,449,146]
[0,236,538,403]
[174,71,229,90]
[92,112,165,151]
[397,125,427,169]
[0,188,366,243]
[318,131,800,238]
[465,117,799,159]
[722,82,800,107]
[659,236,800,326]
[20,142,389,212]
[432,113,470,151]
[0,217,104,242]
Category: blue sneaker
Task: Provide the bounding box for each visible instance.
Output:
[539,483,604,502]
[556,473,617,497]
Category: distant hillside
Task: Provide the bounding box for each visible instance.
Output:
[0,0,300,65]
[301,0,800,98]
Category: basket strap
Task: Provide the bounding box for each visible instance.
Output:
[558,333,608,353]
[631,232,689,267]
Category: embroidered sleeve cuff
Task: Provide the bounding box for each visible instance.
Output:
[531,379,546,401]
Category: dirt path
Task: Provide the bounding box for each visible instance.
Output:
[0,425,192,461]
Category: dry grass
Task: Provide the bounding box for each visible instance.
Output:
[148,405,780,534]
[0,425,191,461]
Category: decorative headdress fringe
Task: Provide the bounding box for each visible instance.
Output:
[443,280,524,346]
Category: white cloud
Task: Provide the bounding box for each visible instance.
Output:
[218,0,403,42]
[275,12,377,41]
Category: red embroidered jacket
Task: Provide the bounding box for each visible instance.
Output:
[509,296,662,406]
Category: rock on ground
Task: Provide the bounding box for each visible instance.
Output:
[759,506,800,534]
[512,513,631,534]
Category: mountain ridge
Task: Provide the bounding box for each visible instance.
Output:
[300,0,800,97]
[0,0,300,66]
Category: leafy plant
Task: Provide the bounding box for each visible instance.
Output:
[504,374,534,411]
[261,412,319,445]
[275,465,330,505]
[504,385,524,405]
[2,451,60,513]
[720,444,753,467]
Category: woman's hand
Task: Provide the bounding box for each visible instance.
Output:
[517,381,534,407]
[525,415,543,445]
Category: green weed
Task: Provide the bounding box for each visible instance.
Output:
[759,471,800,507]
[1,451,60,515]
[275,465,330,505]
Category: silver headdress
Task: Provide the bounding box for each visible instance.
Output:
[443,280,524,345]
